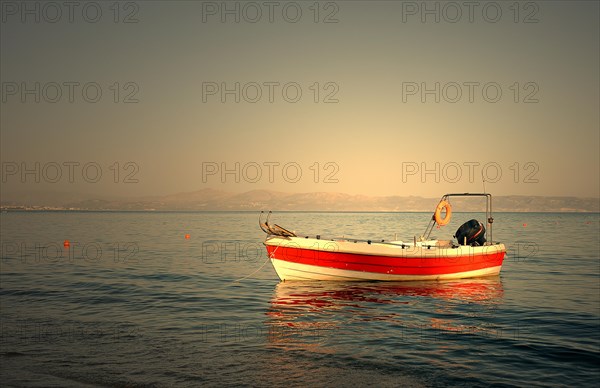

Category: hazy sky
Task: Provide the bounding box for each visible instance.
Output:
[1,1,598,200]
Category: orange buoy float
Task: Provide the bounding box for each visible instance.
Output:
[185,234,190,239]
[63,240,70,248]
[434,200,452,226]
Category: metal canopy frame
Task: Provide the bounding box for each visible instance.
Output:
[423,193,494,243]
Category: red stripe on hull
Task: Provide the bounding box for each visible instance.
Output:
[266,245,505,276]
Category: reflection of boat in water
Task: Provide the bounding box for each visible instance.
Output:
[265,278,504,347]
[261,193,506,281]
[270,278,504,308]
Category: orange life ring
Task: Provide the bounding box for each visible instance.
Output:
[434,200,452,226]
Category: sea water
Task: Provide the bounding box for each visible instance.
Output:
[1,211,598,386]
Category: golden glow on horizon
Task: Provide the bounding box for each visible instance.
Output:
[1,1,598,200]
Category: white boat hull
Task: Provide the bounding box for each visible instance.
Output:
[271,258,503,281]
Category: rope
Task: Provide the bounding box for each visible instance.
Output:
[190,239,284,293]
[230,239,283,284]
[230,254,271,283]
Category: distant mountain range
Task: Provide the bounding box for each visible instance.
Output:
[1,189,598,212]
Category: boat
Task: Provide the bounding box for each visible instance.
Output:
[260,193,506,281]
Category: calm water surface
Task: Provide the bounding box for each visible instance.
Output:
[1,211,599,387]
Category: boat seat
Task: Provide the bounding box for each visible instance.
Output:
[435,240,453,248]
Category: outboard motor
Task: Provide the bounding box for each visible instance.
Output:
[454,219,486,246]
